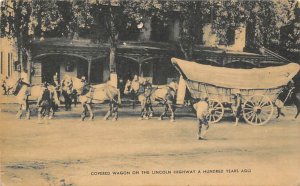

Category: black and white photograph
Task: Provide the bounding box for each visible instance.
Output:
[0,0,300,185]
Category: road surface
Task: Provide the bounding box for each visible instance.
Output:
[0,105,299,186]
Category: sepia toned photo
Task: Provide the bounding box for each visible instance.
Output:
[0,0,300,185]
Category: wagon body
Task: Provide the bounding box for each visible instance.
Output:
[171,58,300,125]
[185,79,283,104]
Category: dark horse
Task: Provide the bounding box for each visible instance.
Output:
[60,75,79,111]
[276,82,300,119]
[124,79,178,121]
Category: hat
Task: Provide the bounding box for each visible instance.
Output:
[232,89,241,94]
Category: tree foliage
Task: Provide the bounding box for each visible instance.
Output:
[1,0,299,66]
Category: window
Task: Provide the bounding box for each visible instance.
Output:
[8,53,10,76]
[10,53,13,75]
[0,52,3,74]
[150,17,170,42]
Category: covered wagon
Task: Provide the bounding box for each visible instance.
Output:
[171,57,300,125]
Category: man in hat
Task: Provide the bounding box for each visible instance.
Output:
[193,97,209,140]
[37,82,52,123]
[232,89,242,126]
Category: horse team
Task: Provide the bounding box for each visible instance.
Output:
[1,75,178,122]
[1,75,300,124]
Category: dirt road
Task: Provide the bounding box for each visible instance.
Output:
[0,106,299,186]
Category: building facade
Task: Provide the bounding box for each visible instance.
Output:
[0,2,292,87]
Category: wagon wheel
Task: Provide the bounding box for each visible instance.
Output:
[243,95,274,126]
[206,100,224,124]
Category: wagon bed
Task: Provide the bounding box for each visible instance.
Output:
[171,58,300,125]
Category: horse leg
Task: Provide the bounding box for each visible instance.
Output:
[81,103,87,121]
[73,94,77,107]
[131,93,136,109]
[295,102,300,119]
[87,104,94,121]
[104,103,112,120]
[139,101,146,120]
[16,104,23,119]
[37,106,43,124]
[295,110,300,119]
[149,104,154,117]
[25,101,31,120]
[112,102,118,121]
[197,119,202,139]
[139,107,145,120]
[170,104,175,122]
[49,103,55,120]
[293,95,300,119]
[276,107,280,118]
[159,104,169,120]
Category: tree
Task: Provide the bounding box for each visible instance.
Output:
[279,1,300,61]
[1,0,62,76]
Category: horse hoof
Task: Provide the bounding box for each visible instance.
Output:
[158,118,162,121]
[112,118,117,122]
[138,117,143,120]
[170,119,175,122]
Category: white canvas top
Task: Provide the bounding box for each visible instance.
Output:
[171,58,300,89]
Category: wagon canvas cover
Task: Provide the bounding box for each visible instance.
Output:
[171,58,300,89]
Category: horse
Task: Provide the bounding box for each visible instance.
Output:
[61,76,121,121]
[11,78,60,120]
[124,79,178,122]
[60,75,81,110]
[275,83,300,119]
[1,76,19,95]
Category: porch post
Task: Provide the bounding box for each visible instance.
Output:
[87,57,92,83]
[27,51,32,83]
[139,62,143,77]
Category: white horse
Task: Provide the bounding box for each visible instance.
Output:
[124,79,178,121]
[12,79,60,119]
[1,76,19,95]
[61,76,121,121]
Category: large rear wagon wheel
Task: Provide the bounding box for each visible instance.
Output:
[206,100,224,124]
[243,95,274,126]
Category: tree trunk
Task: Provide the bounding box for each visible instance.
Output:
[107,5,118,87]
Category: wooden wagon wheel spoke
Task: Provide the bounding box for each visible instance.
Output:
[257,115,262,124]
[244,110,254,116]
[259,101,269,107]
[260,112,268,121]
[243,107,254,111]
[245,103,254,108]
[250,113,256,123]
[214,111,223,114]
[260,110,272,117]
[243,95,274,126]
[245,111,255,121]
[255,114,259,124]
[206,100,224,124]
[208,114,212,122]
